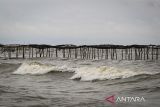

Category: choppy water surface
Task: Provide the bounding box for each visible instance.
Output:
[0,58,160,107]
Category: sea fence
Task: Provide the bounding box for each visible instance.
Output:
[0,44,159,60]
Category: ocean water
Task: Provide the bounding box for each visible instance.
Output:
[0,58,160,107]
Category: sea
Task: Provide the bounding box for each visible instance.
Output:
[0,58,160,107]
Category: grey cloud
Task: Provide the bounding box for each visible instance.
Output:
[0,0,160,45]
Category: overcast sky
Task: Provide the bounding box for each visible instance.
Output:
[0,0,160,45]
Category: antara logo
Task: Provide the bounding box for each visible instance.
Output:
[105,95,115,104]
[105,95,146,104]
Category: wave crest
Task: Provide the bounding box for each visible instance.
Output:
[13,62,73,75]
[13,61,158,81]
[70,66,157,81]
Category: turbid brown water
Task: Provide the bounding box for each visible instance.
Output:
[0,58,160,107]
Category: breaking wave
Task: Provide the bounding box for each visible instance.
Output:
[70,66,158,81]
[13,61,158,81]
[13,62,74,75]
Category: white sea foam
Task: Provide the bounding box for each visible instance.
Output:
[13,61,158,81]
[70,66,157,81]
[13,62,74,75]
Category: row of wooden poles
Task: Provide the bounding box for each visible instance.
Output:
[0,44,159,60]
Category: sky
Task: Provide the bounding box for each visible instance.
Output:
[0,0,160,45]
